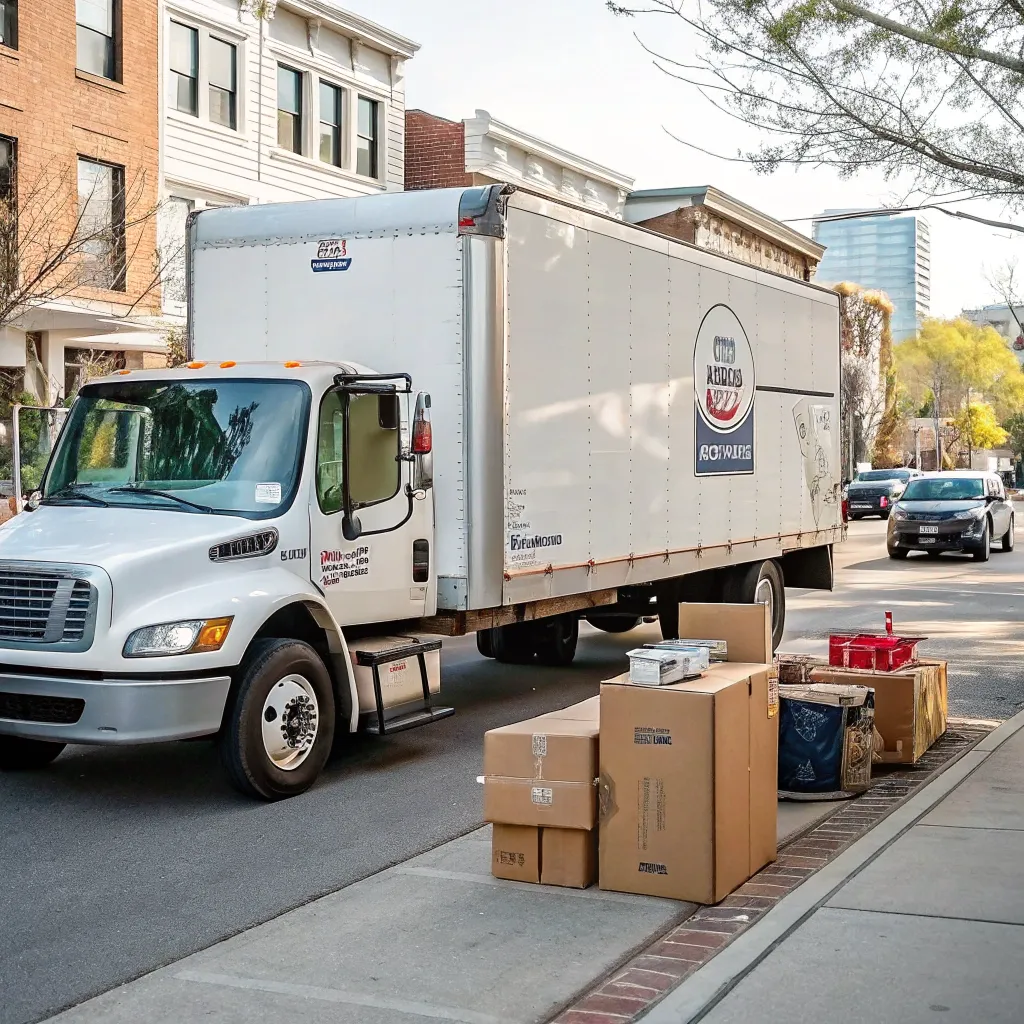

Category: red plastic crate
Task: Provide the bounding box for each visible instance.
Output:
[828,633,925,672]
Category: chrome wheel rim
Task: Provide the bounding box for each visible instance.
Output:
[261,674,319,771]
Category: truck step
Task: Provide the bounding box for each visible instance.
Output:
[363,705,455,736]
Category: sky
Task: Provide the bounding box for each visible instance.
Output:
[347,0,1024,318]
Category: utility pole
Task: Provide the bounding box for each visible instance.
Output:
[933,378,942,471]
[967,386,973,470]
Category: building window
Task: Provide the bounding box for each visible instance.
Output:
[169,21,198,116]
[77,0,118,80]
[0,135,13,203]
[0,0,17,49]
[356,96,379,178]
[319,82,342,166]
[277,65,303,154]
[208,37,237,129]
[77,158,126,292]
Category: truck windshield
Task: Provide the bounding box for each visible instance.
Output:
[43,378,310,518]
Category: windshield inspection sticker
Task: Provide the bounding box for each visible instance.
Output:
[311,238,352,273]
[255,482,282,504]
[320,546,370,587]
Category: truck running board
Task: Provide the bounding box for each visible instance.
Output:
[352,636,453,736]
[363,705,455,736]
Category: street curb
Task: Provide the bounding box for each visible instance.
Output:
[641,705,1024,1023]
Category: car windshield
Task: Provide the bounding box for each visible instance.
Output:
[43,378,310,518]
[856,470,910,482]
[902,477,986,501]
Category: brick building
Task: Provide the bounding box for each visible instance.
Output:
[0,0,163,404]
[406,109,634,219]
[624,186,824,282]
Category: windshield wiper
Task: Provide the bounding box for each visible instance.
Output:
[42,485,110,507]
[108,486,214,514]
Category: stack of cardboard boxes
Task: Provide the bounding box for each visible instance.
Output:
[484,697,601,888]
[482,604,780,903]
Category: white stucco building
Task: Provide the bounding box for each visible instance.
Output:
[158,0,419,318]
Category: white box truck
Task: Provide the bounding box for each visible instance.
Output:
[0,185,842,798]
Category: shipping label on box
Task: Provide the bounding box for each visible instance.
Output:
[491,824,541,883]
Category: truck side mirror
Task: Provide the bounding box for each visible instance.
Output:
[342,512,362,540]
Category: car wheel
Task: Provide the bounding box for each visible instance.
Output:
[1002,516,1015,552]
[887,547,909,560]
[0,737,66,770]
[973,520,992,562]
[881,510,891,520]
[849,513,861,521]
[219,638,336,800]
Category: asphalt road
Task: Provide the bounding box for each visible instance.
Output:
[3,518,1023,1024]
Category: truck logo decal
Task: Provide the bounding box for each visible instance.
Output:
[281,548,307,561]
[509,533,562,552]
[311,238,352,273]
[694,304,755,476]
[320,546,370,587]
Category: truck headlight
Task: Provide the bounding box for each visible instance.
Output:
[123,617,233,657]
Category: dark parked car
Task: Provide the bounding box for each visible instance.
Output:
[847,468,921,519]
[887,472,1014,562]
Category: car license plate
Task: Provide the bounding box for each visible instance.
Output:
[918,537,936,544]
[919,525,939,535]
[851,504,871,509]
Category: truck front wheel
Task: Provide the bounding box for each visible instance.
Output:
[0,737,66,770]
[219,638,336,801]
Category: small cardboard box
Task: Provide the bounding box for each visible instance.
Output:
[483,716,599,829]
[541,828,598,888]
[598,662,778,904]
[678,603,771,665]
[491,824,541,883]
[808,659,947,764]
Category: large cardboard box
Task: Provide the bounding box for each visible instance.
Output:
[483,716,599,829]
[491,824,541,882]
[543,696,600,722]
[808,660,947,764]
[677,602,772,665]
[599,662,777,903]
[541,828,598,888]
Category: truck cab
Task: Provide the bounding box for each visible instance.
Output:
[0,360,448,798]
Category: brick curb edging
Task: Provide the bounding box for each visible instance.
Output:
[550,726,990,1024]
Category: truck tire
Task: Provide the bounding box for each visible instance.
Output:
[476,629,495,659]
[724,560,786,653]
[535,615,579,667]
[490,622,538,664]
[585,614,641,634]
[219,638,336,801]
[0,737,66,770]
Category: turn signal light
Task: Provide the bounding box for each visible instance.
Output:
[220,361,236,368]
[283,361,302,368]
[187,361,207,369]
[193,617,233,653]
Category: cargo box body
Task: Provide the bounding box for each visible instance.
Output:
[189,186,842,613]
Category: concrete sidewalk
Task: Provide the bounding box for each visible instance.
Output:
[645,708,1024,1024]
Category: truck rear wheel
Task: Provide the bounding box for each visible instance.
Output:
[219,638,336,800]
[585,614,641,634]
[476,629,495,659]
[490,622,538,664]
[724,559,786,653]
[0,737,66,770]
[535,615,579,667]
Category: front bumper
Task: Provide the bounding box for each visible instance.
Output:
[890,520,984,552]
[0,669,232,744]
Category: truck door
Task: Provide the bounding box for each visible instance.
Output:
[309,386,432,625]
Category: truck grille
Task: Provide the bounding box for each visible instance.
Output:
[0,691,85,724]
[0,570,96,646]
